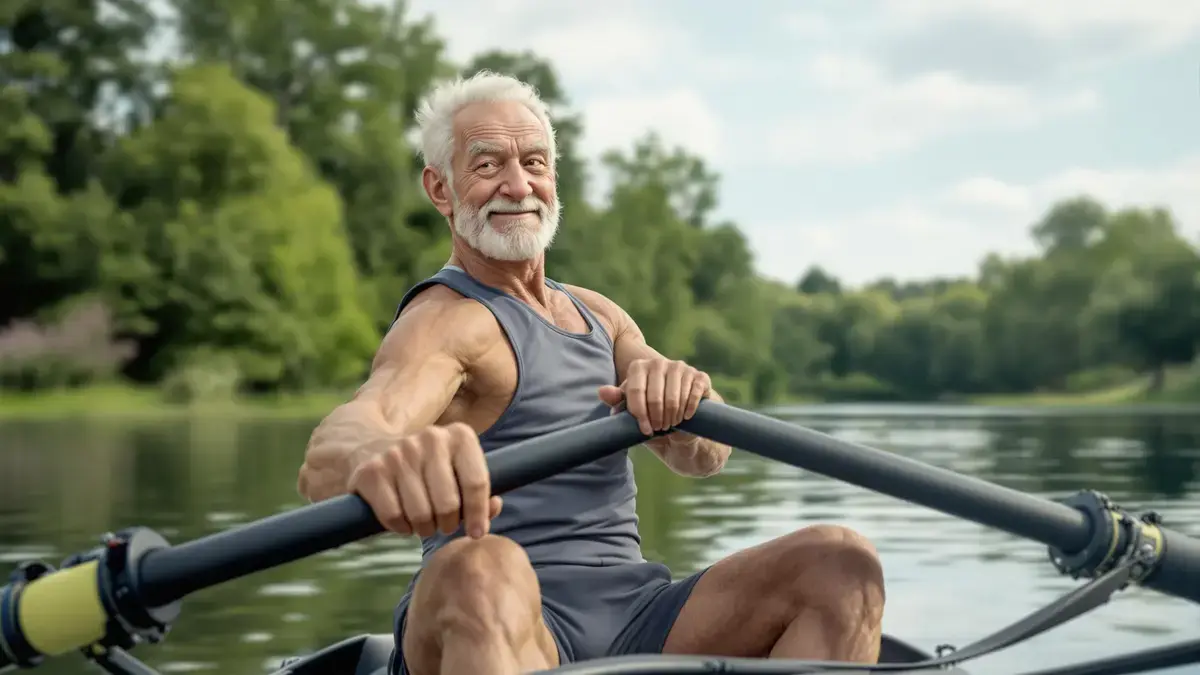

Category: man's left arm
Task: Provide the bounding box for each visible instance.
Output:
[570,286,732,478]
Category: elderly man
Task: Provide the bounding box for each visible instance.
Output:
[297,72,885,675]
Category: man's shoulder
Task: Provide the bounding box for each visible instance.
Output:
[387,284,500,353]
[558,283,629,338]
[397,283,492,323]
[560,283,621,318]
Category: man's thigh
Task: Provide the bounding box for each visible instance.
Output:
[659,525,883,658]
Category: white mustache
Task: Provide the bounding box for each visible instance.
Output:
[484,198,551,216]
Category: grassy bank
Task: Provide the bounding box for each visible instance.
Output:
[969,365,1200,406]
[2,366,1197,421]
[0,384,352,420]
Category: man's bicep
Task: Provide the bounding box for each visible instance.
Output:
[355,298,472,434]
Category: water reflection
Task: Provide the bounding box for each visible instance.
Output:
[1,409,1199,674]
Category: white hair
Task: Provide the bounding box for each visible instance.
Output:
[414,71,558,178]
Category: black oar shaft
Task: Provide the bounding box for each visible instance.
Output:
[677,403,1091,550]
[136,413,649,608]
[135,401,1200,608]
[679,403,1200,603]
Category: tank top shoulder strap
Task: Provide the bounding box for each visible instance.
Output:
[544,278,614,349]
[392,265,501,327]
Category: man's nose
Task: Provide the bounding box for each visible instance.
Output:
[499,162,534,201]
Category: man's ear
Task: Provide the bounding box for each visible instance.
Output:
[422,166,453,218]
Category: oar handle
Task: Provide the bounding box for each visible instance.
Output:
[136,412,650,607]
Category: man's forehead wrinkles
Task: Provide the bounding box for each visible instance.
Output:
[460,120,546,140]
[461,130,550,157]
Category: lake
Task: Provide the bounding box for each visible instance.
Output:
[2,406,1200,675]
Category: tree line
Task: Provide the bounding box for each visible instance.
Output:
[2,0,1198,405]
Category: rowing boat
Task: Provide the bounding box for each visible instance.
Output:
[270,631,958,674]
[2,401,1199,675]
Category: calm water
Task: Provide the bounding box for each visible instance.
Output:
[2,407,1200,675]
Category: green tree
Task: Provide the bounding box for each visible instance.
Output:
[1086,208,1200,390]
[100,64,377,389]
[0,0,155,322]
[172,0,451,325]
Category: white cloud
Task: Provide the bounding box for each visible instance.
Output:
[1020,158,1200,229]
[884,0,1200,50]
[405,1,688,86]
[581,89,724,162]
[746,156,1200,285]
[405,0,729,167]
[879,0,1200,73]
[780,11,835,39]
[945,177,1035,213]
[766,52,1098,165]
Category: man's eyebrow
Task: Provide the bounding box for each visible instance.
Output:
[467,141,505,156]
[466,140,550,158]
[521,140,549,154]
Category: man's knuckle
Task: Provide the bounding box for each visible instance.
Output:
[447,421,473,436]
[360,454,387,473]
[435,496,462,516]
[460,475,489,492]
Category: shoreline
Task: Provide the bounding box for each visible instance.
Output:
[1,374,1197,421]
[0,385,352,421]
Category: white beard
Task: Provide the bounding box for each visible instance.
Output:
[451,192,561,261]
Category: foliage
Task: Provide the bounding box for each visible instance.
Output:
[0,0,1197,403]
[0,298,134,389]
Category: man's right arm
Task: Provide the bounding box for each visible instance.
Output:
[296,289,476,503]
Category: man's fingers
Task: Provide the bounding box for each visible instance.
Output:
[450,427,492,539]
[646,360,668,431]
[423,450,461,535]
[391,448,436,538]
[351,461,412,535]
[624,380,652,435]
[623,363,652,435]
[665,364,687,429]
[489,495,503,519]
[683,375,708,420]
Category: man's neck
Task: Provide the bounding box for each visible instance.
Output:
[448,237,550,306]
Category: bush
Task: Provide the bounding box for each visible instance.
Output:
[1063,365,1138,393]
[708,374,752,405]
[806,372,905,402]
[0,299,135,390]
[159,349,243,404]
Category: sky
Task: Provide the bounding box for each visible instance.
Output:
[405,0,1200,287]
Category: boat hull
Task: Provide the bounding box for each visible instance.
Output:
[270,633,970,674]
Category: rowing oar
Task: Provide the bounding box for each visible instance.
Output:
[1,401,1198,674]
[0,412,650,671]
[675,403,1200,605]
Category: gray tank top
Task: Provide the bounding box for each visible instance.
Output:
[393,266,644,567]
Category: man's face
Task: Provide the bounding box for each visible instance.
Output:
[448,100,560,261]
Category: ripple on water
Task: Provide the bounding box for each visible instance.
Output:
[257,581,321,597]
[5,409,1200,675]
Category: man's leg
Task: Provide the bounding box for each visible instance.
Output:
[665,524,885,661]
[611,525,884,663]
[400,535,560,675]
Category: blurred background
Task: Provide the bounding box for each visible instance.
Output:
[1,1,1199,674]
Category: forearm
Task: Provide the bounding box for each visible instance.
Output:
[297,401,401,502]
[653,434,731,477]
[649,391,731,478]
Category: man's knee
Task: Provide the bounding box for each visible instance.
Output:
[423,535,538,598]
[772,525,885,607]
[406,535,542,641]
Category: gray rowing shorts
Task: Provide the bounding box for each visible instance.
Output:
[392,561,708,673]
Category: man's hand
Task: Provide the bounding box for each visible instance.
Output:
[598,358,710,436]
[598,358,729,477]
[346,423,503,539]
